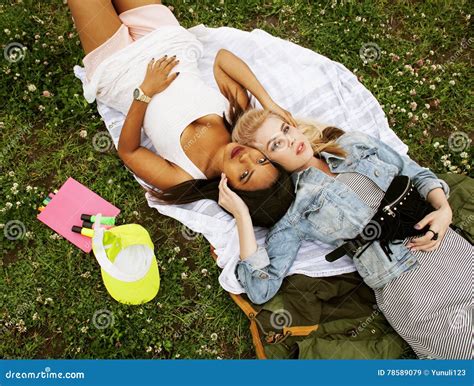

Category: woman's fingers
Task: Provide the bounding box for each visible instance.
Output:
[421,241,441,252]
[415,240,438,252]
[408,228,437,245]
[163,57,179,71]
[408,232,438,251]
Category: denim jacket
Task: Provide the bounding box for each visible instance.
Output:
[237,131,450,304]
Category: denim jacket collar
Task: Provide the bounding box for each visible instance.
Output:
[290,152,347,193]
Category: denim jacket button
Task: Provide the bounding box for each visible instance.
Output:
[259,272,269,279]
[374,170,380,177]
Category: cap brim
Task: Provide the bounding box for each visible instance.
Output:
[101,257,160,305]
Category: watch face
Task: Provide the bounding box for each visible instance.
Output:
[133,88,140,99]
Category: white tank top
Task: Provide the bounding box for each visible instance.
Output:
[82,22,229,180]
[143,72,229,180]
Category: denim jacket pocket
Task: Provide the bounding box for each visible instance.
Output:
[302,193,345,239]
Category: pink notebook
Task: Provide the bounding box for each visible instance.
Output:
[37,177,121,253]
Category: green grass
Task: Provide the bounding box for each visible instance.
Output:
[0,0,472,359]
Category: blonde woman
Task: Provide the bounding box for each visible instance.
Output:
[217,108,472,359]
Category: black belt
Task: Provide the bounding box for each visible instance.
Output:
[325,236,369,262]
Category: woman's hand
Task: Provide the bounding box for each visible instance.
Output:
[262,98,298,127]
[140,55,180,97]
[406,204,453,252]
[218,173,250,219]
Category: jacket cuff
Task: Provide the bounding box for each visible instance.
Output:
[419,178,450,200]
[241,246,270,270]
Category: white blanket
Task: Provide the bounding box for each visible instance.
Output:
[74,24,408,294]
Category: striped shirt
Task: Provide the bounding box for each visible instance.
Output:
[336,172,473,359]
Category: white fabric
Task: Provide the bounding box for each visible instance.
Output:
[92,226,152,282]
[74,24,409,295]
[144,72,228,179]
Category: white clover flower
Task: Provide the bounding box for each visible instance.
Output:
[400,108,406,113]
[27,84,37,92]
[429,84,436,90]
[146,346,153,353]
[388,86,393,91]
[429,50,434,55]
[206,284,211,289]
[5,202,13,209]
[449,165,457,171]
[433,142,440,148]
[355,16,362,21]
[173,246,181,253]
[425,103,430,109]
[181,272,188,280]
[407,112,413,118]
[409,89,416,96]
[410,102,417,111]
[449,80,455,85]
[201,268,208,276]
[26,185,32,192]
[460,152,468,158]
[422,113,428,119]
[211,333,218,341]
[33,312,39,320]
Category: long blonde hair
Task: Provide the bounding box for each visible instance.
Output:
[231,108,347,158]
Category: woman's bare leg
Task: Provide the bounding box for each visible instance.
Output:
[67,0,122,55]
[112,0,162,15]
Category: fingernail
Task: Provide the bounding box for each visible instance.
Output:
[414,224,420,229]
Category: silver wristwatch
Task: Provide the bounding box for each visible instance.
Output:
[133,87,151,103]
